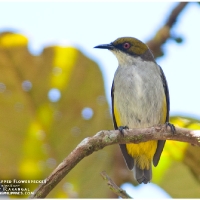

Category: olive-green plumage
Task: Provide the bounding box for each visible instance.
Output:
[112,37,148,56]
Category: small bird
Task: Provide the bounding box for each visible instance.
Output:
[94,37,174,184]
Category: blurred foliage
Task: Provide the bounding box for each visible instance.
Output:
[153,116,200,198]
[0,32,200,198]
[0,32,115,198]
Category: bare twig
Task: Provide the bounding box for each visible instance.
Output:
[165,2,188,27]
[29,125,200,198]
[147,2,189,58]
[101,171,132,199]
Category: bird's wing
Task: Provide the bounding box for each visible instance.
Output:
[153,66,170,166]
[159,66,170,122]
[111,80,134,170]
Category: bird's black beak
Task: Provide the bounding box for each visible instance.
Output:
[94,43,114,50]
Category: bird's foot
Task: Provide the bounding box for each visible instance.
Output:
[118,126,129,136]
[165,122,176,134]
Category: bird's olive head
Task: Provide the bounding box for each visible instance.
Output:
[94,37,154,62]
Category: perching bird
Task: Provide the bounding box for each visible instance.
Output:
[95,37,174,184]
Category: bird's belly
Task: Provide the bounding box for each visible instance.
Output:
[114,87,162,168]
[114,91,164,128]
[113,66,166,169]
[114,74,166,128]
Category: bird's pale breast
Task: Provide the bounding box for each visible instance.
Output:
[113,58,167,169]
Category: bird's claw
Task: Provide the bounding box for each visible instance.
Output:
[118,126,129,136]
[165,122,176,134]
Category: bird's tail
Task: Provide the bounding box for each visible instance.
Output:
[133,164,152,184]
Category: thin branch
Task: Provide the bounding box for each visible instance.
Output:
[29,125,200,198]
[101,171,132,199]
[147,2,189,58]
[165,2,188,27]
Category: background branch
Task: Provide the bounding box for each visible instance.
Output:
[147,2,188,58]
[101,171,132,198]
[29,125,200,198]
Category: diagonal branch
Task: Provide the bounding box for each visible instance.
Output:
[100,171,132,198]
[29,125,200,198]
[147,2,189,58]
[165,2,188,27]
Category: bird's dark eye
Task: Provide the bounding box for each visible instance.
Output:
[123,42,131,49]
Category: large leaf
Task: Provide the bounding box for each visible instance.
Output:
[152,116,200,198]
[0,32,115,198]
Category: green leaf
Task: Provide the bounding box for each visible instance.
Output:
[0,32,114,198]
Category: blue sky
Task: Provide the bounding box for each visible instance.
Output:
[0,1,199,198]
[0,2,199,119]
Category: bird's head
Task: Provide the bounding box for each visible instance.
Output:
[94,37,155,65]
